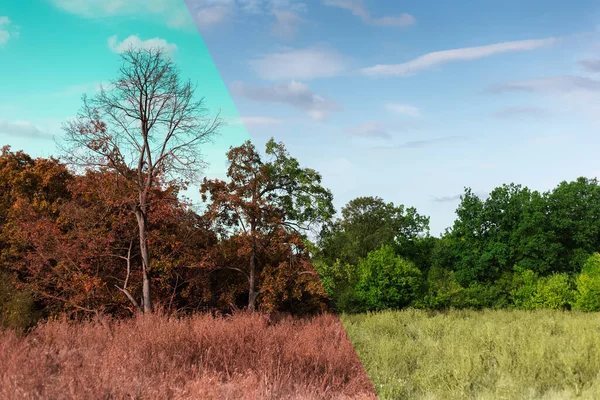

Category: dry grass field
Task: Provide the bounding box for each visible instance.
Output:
[0,312,377,400]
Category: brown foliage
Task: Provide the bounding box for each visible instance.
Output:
[201,140,333,314]
[1,142,332,319]
[0,312,376,399]
[2,160,216,318]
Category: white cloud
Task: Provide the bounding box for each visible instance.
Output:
[230,116,284,126]
[488,76,600,122]
[271,10,305,39]
[371,136,466,150]
[165,7,196,29]
[0,16,14,46]
[346,121,391,140]
[52,81,111,97]
[50,0,194,31]
[194,3,233,28]
[265,0,307,14]
[527,136,565,144]
[361,37,559,77]
[323,0,415,27]
[237,0,263,14]
[432,194,462,203]
[491,106,547,120]
[579,59,600,73]
[230,80,342,120]
[487,75,600,94]
[345,119,422,140]
[385,103,421,117]
[108,35,178,56]
[0,119,54,140]
[188,0,307,29]
[373,14,416,27]
[249,46,348,81]
[0,31,8,46]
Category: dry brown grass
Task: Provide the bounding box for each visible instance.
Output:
[0,312,376,400]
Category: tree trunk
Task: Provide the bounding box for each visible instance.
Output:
[248,221,257,312]
[248,252,257,312]
[135,199,153,313]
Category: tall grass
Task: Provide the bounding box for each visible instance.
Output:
[342,308,600,400]
[0,312,376,399]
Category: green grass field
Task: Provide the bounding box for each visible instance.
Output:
[341,309,600,400]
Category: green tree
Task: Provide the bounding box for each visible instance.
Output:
[354,245,422,311]
[546,177,600,272]
[319,196,429,267]
[450,183,568,285]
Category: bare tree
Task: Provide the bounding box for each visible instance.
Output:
[61,47,223,313]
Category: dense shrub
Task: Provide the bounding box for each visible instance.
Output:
[582,252,600,276]
[573,253,600,311]
[462,282,510,309]
[0,270,39,332]
[510,267,538,310]
[416,265,466,309]
[354,245,422,311]
[532,273,574,310]
[314,259,363,314]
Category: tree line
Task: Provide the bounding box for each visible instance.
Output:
[314,180,600,314]
[0,47,335,329]
[2,47,600,330]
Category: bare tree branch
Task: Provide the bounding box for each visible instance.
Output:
[60,47,223,313]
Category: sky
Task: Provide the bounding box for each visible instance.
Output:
[2,1,600,235]
[0,0,250,190]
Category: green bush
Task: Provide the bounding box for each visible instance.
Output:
[573,253,600,311]
[354,245,422,312]
[582,252,600,276]
[573,273,600,311]
[510,267,538,310]
[417,265,466,309]
[313,259,337,298]
[314,259,362,313]
[532,273,574,310]
[0,270,39,331]
[462,282,509,309]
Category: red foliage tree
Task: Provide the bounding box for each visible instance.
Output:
[4,159,215,317]
[201,139,334,314]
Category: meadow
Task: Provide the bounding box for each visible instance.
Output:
[342,308,600,400]
[0,312,377,400]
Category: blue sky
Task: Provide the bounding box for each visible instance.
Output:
[1,1,600,235]
[0,0,250,189]
[186,0,600,235]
